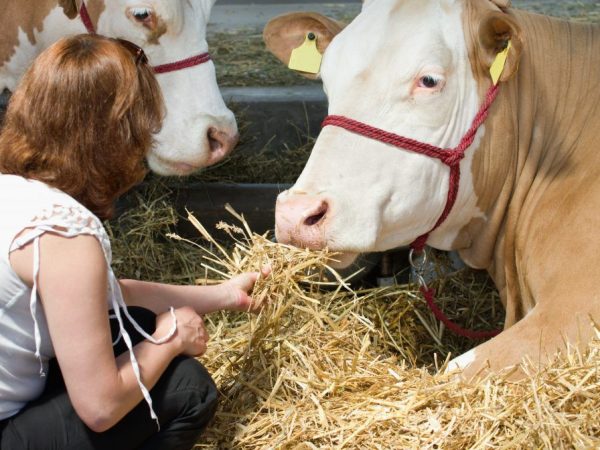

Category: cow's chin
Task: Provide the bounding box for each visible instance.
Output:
[327,252,360,269]
[146,152,204,177]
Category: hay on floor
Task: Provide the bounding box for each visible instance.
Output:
[161,209,600,450]
[107,192,600,449]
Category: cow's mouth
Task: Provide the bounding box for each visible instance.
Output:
[148,153,203,176]
[328,251,359,269]
[169,162,201,175]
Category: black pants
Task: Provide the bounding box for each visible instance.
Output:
[0,308,218,450]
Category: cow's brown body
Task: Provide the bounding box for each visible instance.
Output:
[456,6,600,376]
[0,1,104,70]
[1,1,56,66]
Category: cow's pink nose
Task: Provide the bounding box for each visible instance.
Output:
[206,127,239,165]
[275,194,329,249]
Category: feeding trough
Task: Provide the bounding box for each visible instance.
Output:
[171,85,328,241]
[125,84,386,283]
[116,85,326,240]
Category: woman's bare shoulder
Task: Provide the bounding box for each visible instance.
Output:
[9,231,106,288]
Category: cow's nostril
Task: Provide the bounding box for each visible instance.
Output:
[207,127,223,153]
[304,202,328,226]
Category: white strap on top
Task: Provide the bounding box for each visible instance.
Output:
[31,234,45,376]
[108,273,177,430]
[11,206,178,430]
[11,227,55,377]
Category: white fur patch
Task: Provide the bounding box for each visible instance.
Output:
[446,347,477,374]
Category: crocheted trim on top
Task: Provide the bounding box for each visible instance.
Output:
[27,204,112,262]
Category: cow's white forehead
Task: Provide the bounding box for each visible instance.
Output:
[321,0,465,109]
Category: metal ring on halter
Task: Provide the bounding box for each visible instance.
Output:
[409,248,429,289]
[408,248,428,272]
[414,272,429,289]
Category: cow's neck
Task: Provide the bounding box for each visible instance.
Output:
[458,10,600,325]
[0,1,104,92]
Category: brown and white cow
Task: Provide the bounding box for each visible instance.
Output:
[1,0,238,176]
[265,0,600,379]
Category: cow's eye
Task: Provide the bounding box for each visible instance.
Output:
[130,7,152,22]
[127,6,158,29]
[419,75,440,89]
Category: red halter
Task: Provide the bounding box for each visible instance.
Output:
[321,84,502,340]
[80,2,212,74]
[322,83,500,252]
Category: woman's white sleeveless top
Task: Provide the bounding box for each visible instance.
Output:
[0,175,172,426]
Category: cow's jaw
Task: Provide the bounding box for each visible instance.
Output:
[147,57,237,176]
[275,0,485,267]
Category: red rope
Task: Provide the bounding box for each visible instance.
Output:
[79,2,96,34]
[421,287,501,339]
[321,84,502,339]
[153,53,211,74]
[321,83,500,253]
[78,2,211,74]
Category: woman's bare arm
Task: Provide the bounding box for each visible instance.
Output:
[9,233,207,432]
[119,266,270,315]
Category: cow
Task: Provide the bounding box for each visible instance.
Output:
[264,0,600,379]
[0,0,238,176]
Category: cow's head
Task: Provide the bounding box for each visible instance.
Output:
[60,0,238,175]
[266,0,522,267]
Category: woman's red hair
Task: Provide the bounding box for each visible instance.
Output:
[0,34,164,219]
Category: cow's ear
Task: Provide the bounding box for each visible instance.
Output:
[263,12,344,79]
[58,0,82,19]
[477,11,523,83]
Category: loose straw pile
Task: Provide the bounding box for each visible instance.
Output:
[164,209,600,450]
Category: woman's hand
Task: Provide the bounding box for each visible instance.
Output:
[119,265,272,317]
[221,266,271,313]
[155,306,208,357]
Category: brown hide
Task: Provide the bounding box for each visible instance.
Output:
[0,0,57,66]
[457,1,600,376]
[58,0,82,19]
[489,0,511,10]
[82,0,105,29]
[0,1,105,67]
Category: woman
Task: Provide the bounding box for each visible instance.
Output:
[0,35,266,449]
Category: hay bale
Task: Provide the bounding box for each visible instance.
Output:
[107,193,599,449]
[164,210,600,450]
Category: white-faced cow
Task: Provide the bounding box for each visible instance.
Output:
[1,0,238,176]
[265,0,600,379]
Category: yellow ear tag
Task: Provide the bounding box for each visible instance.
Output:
[490,40,512,85]
[288,32,323,74]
